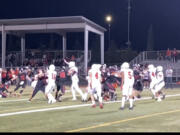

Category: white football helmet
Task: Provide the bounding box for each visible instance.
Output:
[49,64,55,71]
[91,64,101,71]
[156,66,163,72]
[121,62,129,69]
[91,64,97,70]
[96,64,102,70]
[91,64,95,69]
[148,64,154,70]
[69,61,75,68]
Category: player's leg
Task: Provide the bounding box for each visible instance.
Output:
[90,88,96,108]
[120,84,128,110]
[29,86,39,101]
[71,83,77,100]
[155,82,165,101]
[55,84,60,100]
[73,81,85,101]
[128,85,134,110]
[96,85,103,109]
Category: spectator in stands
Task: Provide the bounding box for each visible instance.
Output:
[71,55,76,61]
[157,52,163,60]
[7,53,11,66]
[31,52,35,59]
[142,64,150,89]
[9,53,15,67]
[165,48,171,62]
[172,48,178,63]
[0,68,2,84]
[165,65,173,89]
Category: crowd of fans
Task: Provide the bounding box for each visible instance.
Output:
[157,48,179,63]
[6,51,78,68]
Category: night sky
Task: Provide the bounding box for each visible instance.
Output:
[1,0,180,51]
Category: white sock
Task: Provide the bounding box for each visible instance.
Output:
[92,100,95,105]
[71,88,76,99]
[157,97,162,102]
[121,96,126,108]
[84,93,88,100]
[129,98,133,108]
[48,93,55,101]
[99,96,103,103]
[94,94,98,100]
[151,89,155,96]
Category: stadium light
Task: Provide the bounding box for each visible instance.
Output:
[126,0,132,48]
[105,15,112,49]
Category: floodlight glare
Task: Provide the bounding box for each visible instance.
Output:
[106,15,112,23]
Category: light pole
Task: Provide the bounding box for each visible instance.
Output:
[127,0,131,49]
[105,15,112,49]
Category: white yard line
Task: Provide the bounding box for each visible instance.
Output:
[0,93,180,117]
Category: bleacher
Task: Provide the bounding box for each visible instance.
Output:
[130,50,180,83]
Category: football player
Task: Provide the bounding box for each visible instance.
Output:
[1,68,7,84]
[154,66,166,102]
[28,68,47,102]
[0,83,11,98]
[11,68,29,97]
[66,61,85,101]
[102,67,120,101]
[132,64,143,100]
[119,62,135,110]
[142,64,150,89]
[89,64,103,109]
[55,67,67,102]
[45,64,57,104]
[148,64,157,98]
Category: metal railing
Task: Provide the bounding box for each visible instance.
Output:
[130,50,180,80]
[2,50,91,68]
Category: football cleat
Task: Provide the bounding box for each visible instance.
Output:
[137,94,141,98]
[48,99,56,104]
[48,99,52,104]
[92,104,96,108]
[162,94,166,100]
[72,98,77,101]
[129,106,134,110]
[99,103,103,109]
[51,99,56,104]
[119,107,124,110]
[27,100,31,103]
[19,90,24,94]
[157,98,162,102]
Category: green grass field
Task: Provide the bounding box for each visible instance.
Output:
[1,85,180,132]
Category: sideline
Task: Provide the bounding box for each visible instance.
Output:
[0,93,180,117]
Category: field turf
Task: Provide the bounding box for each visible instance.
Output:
[0,85,180,132]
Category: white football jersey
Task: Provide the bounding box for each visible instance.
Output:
[143,69,149,80]
[149,68,157,82]
[47,70,57,83]
[156,71,164,82]
[69,66,79,82]
[91,69,101,88]
[122,68,134,85]
[87,69,92,83]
